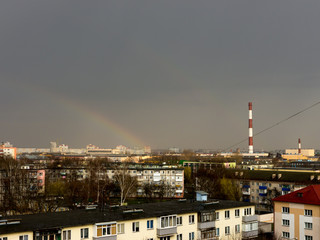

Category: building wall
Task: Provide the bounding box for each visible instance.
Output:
[215,206,255,240]
[0,232,33,240]
[61,224,93,240]
[274,201,320,240]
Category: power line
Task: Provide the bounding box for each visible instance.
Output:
[223,101,320,151]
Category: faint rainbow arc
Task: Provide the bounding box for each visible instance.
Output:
[55,95,145,147]
[11,81,145,147]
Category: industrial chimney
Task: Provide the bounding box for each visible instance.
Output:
[298,138,301,154]
[248,102,253,154]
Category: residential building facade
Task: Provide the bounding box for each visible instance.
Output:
[273,185,320,240]
[0,200,258,240]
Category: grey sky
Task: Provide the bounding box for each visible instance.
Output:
[1,1,320,150]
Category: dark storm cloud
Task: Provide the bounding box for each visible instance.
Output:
[1,0,320,150]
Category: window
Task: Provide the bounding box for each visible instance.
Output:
[282,219,290,226]
[305,236,313,240]
[201,230,213,239]
[189,215,195,224]
[225,210,230,219]
[305,222,312,230]
[177,216,183,225]
[161,215,177,228]
[160,237,170,240]
[19,236,28,240]
[0,238,8,240]
[235,224,240,233]
[80,228,89,239]
[147,220,154,229]
[117,223,125,234]
[215,212,220,220]
[97,224,116,236]
[189,232,194,240]
[63,231,71,240]
[282,232,290,238]
[201,212,214,222]
[282,207,290,214]
[225,226,230,235]
[216,228,220,236]
[177,234,182,240]
[132,222,140,232]
[305,209,312,216]
[244,208,252,216]
[235,209,240,217]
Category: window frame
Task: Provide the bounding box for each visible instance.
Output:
[160,215,177,229]
[282,219,290,226]
[189,215,195,224]
[282,232,290,239]
[225,226,230,235]
[62,231,71,240]
[132,222,140,232]
[305,222,313,230]
[97,223,117,236]
[305,209,312,216]
[235,224,240,233]
[177,216,183,225]
[282,207,290,214]
[235,209,240,217]
[117,223,125,234]
[80,228,89,239]
[147,220,154,230]
[225,210,230,219]
[189,232,195,240]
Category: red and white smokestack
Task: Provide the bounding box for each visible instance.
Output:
[248,102,253,154]
[298,138,301,154]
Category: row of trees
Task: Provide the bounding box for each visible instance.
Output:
[0,157,139,215]
[185,166,241,201]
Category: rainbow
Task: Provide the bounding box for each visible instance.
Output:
[10,81,145,147]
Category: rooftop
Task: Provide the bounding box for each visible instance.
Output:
[0,199,253,234]
[273,185,320,206]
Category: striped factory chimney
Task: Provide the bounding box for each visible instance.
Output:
[298,138,301,154]
[248,102,253,154]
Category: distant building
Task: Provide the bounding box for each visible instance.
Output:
[282,148,317,161]
[0,142,16,159]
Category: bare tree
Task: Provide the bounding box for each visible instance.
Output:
[113,162,137,205]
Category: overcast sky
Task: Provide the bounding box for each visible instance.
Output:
[1,1,320,151]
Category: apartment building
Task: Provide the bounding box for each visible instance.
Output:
[0,199,258,240]
[225,169,320,210]
[273,185,320,240]
[46,164,185,198]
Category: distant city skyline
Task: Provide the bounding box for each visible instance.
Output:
[1,1,320,150]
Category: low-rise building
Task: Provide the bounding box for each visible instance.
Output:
[273,185,320,240]
[0,199,258,240]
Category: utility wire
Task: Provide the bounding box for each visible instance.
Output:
[223,101,320,152]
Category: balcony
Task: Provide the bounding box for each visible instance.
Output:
[198,221,215,230]
[242,230,258,239]
[242,215,258,223]
[157,227,177,236]
[242,189,250,195]
[93,236,117,240]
